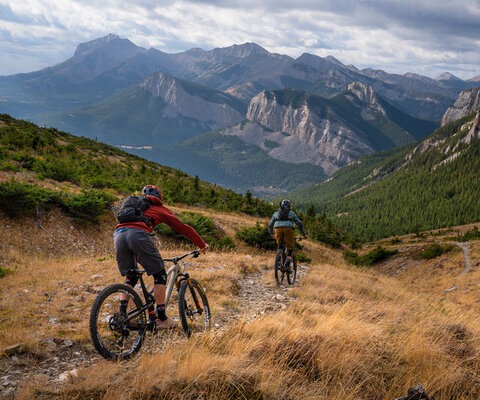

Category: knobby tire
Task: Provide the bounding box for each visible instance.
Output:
[274,249,285,284]
[178,279,211,337]
[286,256,297,285]
[89,283,147,361]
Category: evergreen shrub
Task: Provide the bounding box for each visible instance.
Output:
[236,222,277,250]
[417,243,452,260]
[344,246,397,266]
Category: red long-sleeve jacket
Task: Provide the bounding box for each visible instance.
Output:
[115,195,206,249]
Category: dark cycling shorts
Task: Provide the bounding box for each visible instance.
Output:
[114,228,165,276]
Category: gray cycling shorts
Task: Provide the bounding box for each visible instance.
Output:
[114,228,165,276]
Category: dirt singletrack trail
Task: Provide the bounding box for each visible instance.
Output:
[215,261,310,327]
[0,251,313,399]
[457,241,472,275]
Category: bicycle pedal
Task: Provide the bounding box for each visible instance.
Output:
[146,321,156,332]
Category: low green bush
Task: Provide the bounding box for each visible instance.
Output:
[62,189,116,222]
[0,180,58,218]
[457,226,480,242]
[0,265,14,278]
[417,243,452,260]
[236,222,277,250]
[156,211,235,250]
[0,180,115,223]
[344,246,397,267]
[296,253,311,263]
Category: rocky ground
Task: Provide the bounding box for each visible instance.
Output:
[0,260,309,399]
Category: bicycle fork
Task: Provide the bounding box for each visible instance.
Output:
[183,274,204,315]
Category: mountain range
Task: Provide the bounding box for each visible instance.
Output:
[291,88,480,241]
[1,33,479,196]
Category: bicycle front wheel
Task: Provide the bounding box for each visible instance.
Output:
[286,256,297,285]
[89,283,147,361]
[178,279,211,337]
[274,249,285,284]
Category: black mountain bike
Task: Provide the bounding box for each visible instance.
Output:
[89,250,210,361]
[274,238,302,285]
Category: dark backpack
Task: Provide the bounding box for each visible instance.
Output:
[117,195,152,225]
[277,206,291,221]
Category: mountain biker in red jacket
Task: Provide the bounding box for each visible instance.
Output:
[114,185,209,329]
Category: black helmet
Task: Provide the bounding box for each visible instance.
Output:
[142,185,163,199]
[280,199,291,209]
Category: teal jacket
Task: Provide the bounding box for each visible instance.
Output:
[268,209,306,236]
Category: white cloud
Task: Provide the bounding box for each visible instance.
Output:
[0,0,479,79]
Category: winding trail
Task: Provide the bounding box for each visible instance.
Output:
[457,242,472,275]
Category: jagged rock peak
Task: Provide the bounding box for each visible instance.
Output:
[347,82,378,105]
[441,88,480,126]
[139,72,175,97]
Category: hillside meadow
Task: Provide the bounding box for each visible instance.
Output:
[1,205,480,399]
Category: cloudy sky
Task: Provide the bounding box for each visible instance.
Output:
[1,0,479,80]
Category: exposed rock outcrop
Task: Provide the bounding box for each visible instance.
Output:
[243,87,388,174]
[139,72,244,128]
[441,88,480,126]
[347,81,386,118]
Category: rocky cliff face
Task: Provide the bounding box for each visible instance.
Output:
[244,89,375,174]
[408,109,479,168]
[347,81,386,119]
[441,88,480,126]
[139,72,244,129]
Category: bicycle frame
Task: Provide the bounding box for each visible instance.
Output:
[163,253,194,307]
[128,250,199,310]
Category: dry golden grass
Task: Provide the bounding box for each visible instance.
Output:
[2,211,480,399]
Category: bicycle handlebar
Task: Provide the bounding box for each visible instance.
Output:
[270,235,307,241]
[163,249,200,263]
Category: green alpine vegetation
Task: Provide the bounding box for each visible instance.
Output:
[292,113,480,242]
[0,114,274,221]
[155,130,327,195]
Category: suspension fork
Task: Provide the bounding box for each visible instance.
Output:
[180,272,203,312]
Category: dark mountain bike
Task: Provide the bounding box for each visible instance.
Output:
[89,250,210,361]
[274,238,302,285]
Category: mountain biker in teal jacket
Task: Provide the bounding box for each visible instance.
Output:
[268,199,307,268]
[114,185,209,330]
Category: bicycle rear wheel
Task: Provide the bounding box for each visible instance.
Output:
[89,283,147,360]
[178,279,211,337]
[274,248,285,284]
[286,256,297,285]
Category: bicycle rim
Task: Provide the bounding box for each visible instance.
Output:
[89,283,147,361]
[287,257,297,285]
[178,279,211,337]
[274,249,285,284]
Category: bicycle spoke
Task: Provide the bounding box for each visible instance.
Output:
[178,280,210,337]
[90,284,147,360]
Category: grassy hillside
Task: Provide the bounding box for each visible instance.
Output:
[1,198,480,399]
[293,114,480,242]
[0,114,273,220]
